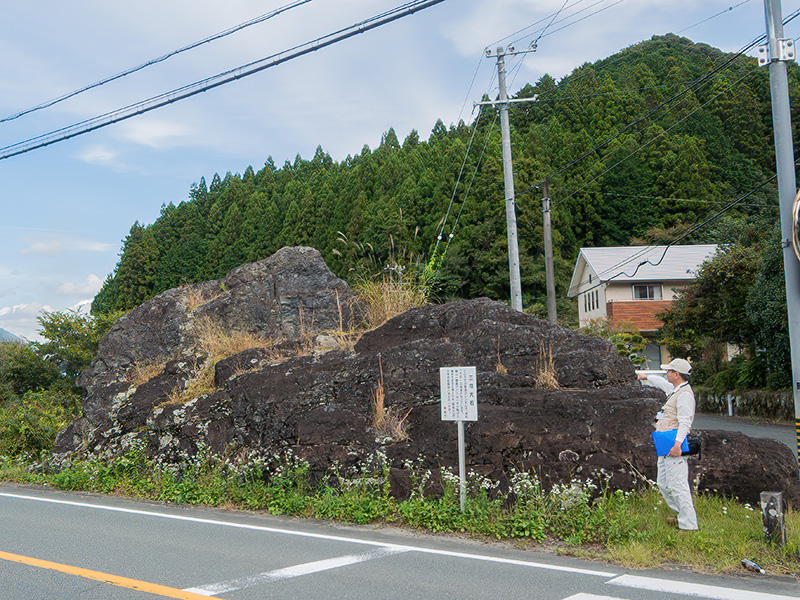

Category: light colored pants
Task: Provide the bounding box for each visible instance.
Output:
[657,455,698,530]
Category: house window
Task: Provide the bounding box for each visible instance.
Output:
[633,284,662,300]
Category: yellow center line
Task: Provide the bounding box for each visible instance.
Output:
[0,550,216,600]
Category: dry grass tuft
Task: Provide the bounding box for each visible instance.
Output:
[180,361,216,401]
[180,286,220,311]
[295,304,318,356]
[355,276,429,330]
[371,355,410,442]
[128,359,168,387]
[192,316,272,360]
[533,342,560,389]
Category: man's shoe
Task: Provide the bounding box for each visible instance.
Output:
[666,516,678,525]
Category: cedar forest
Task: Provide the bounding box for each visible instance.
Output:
[90,34,799,390]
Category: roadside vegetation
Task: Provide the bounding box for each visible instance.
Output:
[0,446,797,577]
[2,30,799,574]
[1,271,799,578]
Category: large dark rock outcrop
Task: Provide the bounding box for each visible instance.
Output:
[55,248,800,506]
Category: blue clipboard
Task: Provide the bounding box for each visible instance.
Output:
[652,429,689,456]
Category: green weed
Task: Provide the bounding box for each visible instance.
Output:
[1,449,798,578]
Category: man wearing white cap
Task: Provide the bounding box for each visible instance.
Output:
[640,358,699,531]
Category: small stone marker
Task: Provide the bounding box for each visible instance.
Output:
[760,491,786,546]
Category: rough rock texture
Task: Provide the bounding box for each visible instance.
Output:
[55,250,800,506]
[58,246,361,451]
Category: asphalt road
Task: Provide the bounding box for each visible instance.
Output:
[0,484,798,600]
[694,413,797,452]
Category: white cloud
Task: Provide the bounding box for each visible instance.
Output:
[19,240,63,256]
[0,303,52,341]
[57,274,103,297]
[118,117,195,149]
[77,144,122,167]
[19,238,115,256]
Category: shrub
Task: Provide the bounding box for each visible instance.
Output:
[0,387,80,456]
[0,342,60,397]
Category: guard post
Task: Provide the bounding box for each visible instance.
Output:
[439,366,478,512]
[760,491,786,546]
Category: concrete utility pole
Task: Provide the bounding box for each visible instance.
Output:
[539,180,558,323]
[761,0,800,467]
[479,45,537,313]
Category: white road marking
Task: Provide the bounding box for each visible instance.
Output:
[608,574,799,600]
[564,595,624,600]
[0,491,616,577]
[183,547,407,595]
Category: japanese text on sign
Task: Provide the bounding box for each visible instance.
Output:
[440,366,478,421]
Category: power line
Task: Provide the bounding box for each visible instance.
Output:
[534,0,572,44]
[584,189,777,208]
[513,29,770,203]
[573,170,784,296]
[676,0,753,35]
[436,0,771,258]
[437,0,627,254]
[0,0,312,124]
[0,0,446,161]
[553,64,763,207]
[551,8,800,205]
[517,0,776,188]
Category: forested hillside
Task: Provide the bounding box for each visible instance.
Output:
[92,34,796,325]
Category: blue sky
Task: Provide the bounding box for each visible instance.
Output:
[0,0,796,340]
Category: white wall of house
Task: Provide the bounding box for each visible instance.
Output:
[604,281,684,302]
[578,286,606,324]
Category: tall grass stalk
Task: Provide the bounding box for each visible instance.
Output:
[355,276,429,330]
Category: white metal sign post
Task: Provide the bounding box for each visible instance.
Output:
[440,366,478,511]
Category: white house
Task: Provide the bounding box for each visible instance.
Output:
[567,244,719,369]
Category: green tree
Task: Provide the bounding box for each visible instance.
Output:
[33,310,124,381]
[0,342,59,398]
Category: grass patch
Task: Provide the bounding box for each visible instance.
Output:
[127,358,168,387]
[180,286,221,311]
[602,490,800,574]
[192,316,273,360]
[2,450,797,578]
[370,356,410,442]
[354,275,429,330]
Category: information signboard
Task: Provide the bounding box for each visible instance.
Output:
[440,366,478,422]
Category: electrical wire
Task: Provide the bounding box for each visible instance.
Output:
[513,28,771,203]
[536,0,626,41]
[584,189,777,208]
[437,0,782,262]
[534,0,571,44]
[0,0,312,124]
[0,0,447,161]
[572,171,780,297]
[676,0,753,35]
[553,64,763,207]
[442,110,501,258]
[551,6,800,206]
